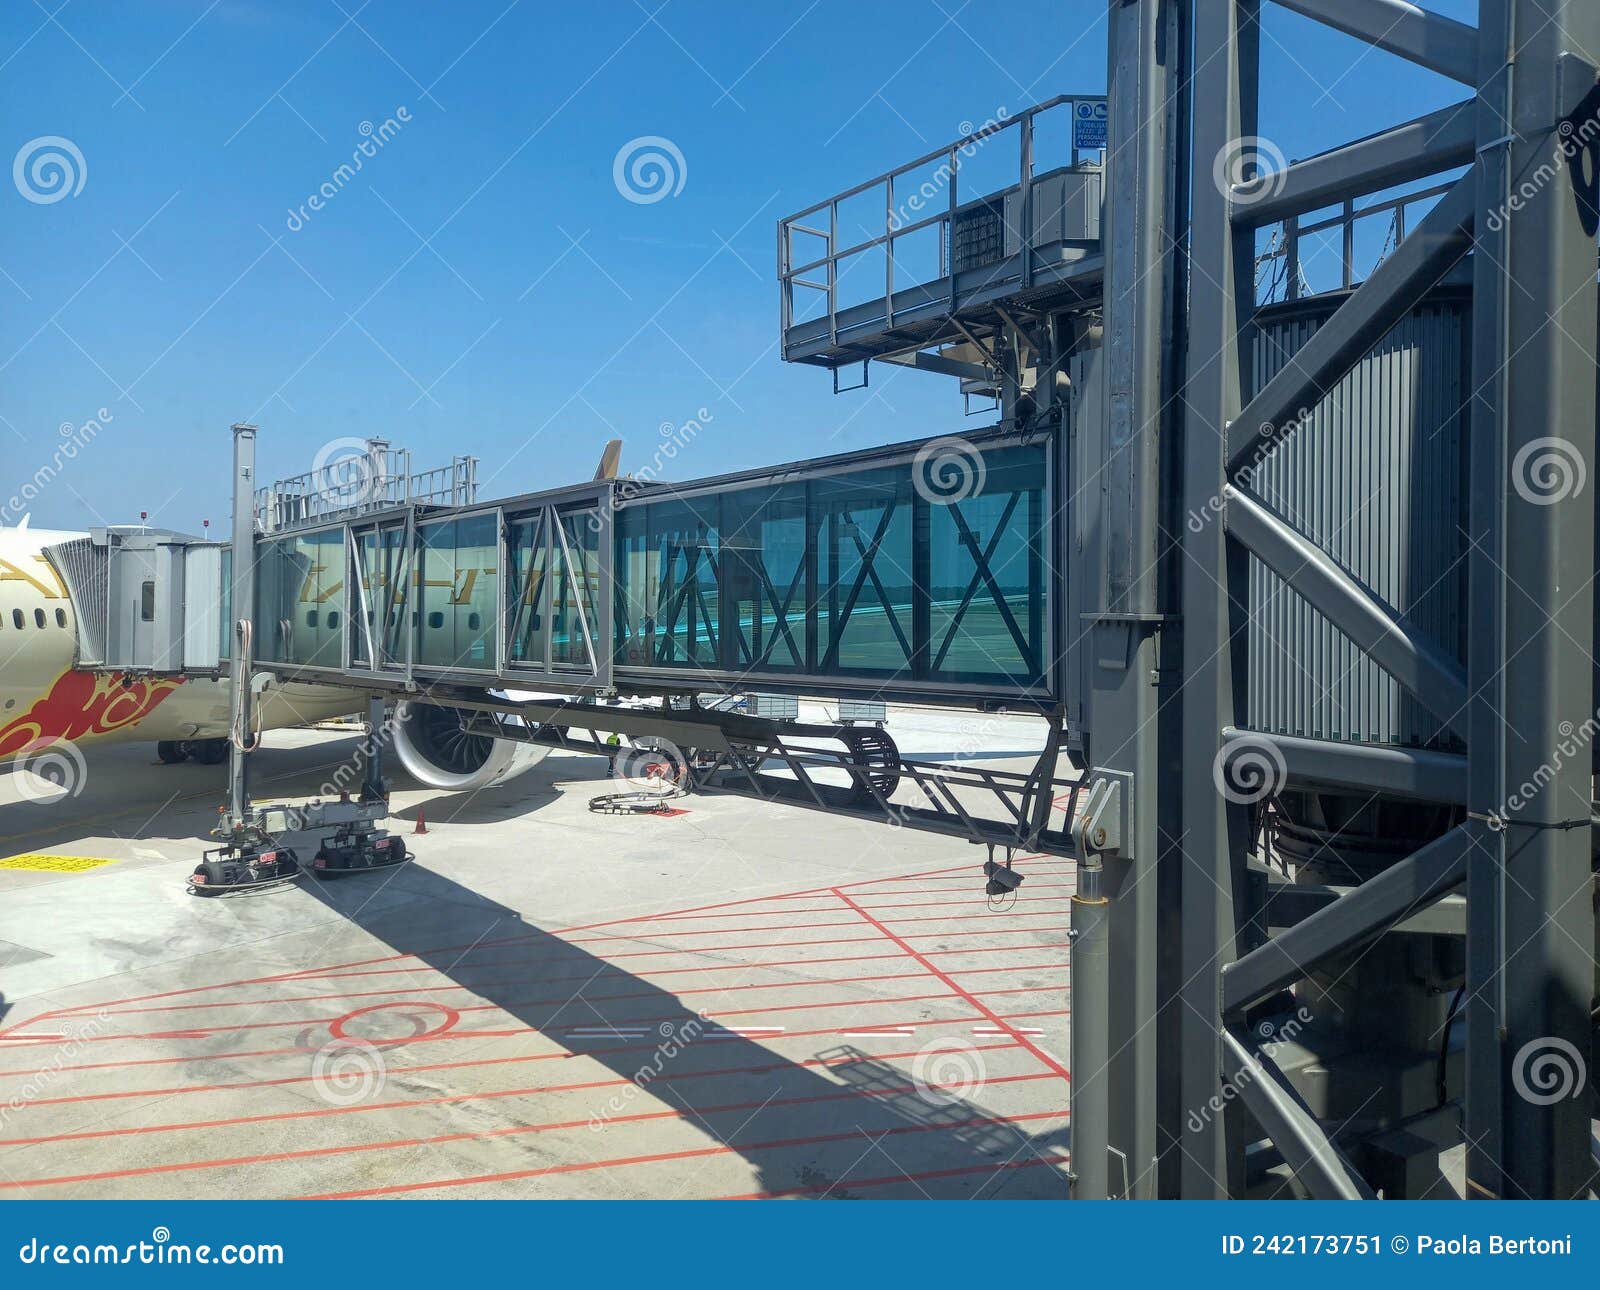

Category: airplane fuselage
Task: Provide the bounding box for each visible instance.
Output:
[0,526,362,761]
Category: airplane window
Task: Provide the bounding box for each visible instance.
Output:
[55,609,67,628]
[306,611,318,627]
[468,613,482,631]
[11,609,21,629]
[140,580,155,622]
[327,612,339,629]
[427,612,444,629]
[34,608,45,628]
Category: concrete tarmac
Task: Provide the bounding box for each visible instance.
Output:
[0,705,1072,1199]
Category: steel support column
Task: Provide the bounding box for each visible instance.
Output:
[1465,0,1600,1200]
[1179,0,1259,1198]
[226,423,257,829]
[1069,0,1187,1199]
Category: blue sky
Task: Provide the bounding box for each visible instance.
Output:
[1,0,1478,532]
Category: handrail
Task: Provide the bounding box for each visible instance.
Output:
[778,93,1078,226]
[778,93,1106,357]
[1256,179,1458,303]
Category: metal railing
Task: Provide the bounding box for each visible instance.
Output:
[778,94,1105,352]
[254,439,478,533]
[1254,178,1459,304]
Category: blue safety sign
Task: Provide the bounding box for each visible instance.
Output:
[1073,99,1108,150]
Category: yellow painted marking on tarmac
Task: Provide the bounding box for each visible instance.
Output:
[0,854,116,874]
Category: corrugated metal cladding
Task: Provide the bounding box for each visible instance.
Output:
[1244,297,1469,750]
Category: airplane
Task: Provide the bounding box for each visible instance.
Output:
[0,521,545,795]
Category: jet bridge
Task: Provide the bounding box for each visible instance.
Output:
[248,425,1060,712]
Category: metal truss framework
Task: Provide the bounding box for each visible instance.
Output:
[1169,0,1600,1199]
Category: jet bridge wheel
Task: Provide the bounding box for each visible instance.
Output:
[839,726,901,805]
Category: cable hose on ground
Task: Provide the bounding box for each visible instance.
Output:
[230,619,263,753]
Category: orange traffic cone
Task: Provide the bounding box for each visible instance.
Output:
[414,806,429,835]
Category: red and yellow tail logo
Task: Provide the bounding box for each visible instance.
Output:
[0,671,183,758]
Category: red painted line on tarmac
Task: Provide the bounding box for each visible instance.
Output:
[90,961,1067,1021]
[3,1078,1064,1193]
[724,1153,1069,1199]
[6,1010,1062,1110]
[843,888,1076,903]
[37,982,1054,1045]
[567,918,881,941]
[0,1042,1026,1149]
[833,887,1070,1080]
[0,946,1073,1078]
[547,858,1011,934]
[89,966,942,1019]
[564,908,1071,943]
[16,859,1070,1030]
[645,893,1074,921]
[307,1109,1069,1201]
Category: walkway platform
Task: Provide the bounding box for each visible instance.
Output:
[247,426,1059,710]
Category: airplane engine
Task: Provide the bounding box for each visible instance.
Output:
[391,701,543,791]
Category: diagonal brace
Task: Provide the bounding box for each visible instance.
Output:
[1222,823,1472,1015]
[1222,1029,1377,1199]
[1272,0,1479,86]
[1224,483,1468,735]
[1225,171,1476,476]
